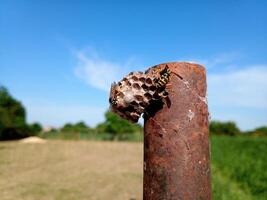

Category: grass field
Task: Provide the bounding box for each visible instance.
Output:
[211,136,267,200]
[0,136,266,200]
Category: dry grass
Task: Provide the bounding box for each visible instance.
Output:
[0,140,143,200]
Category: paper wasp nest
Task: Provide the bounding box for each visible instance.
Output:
[109,65,170,123]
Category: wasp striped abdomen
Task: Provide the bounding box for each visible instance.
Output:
[155,65,171,89]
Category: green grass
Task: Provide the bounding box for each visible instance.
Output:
[211,136,267,200]
[0,136,266,199]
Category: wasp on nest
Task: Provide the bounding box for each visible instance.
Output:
[109,65,171,122]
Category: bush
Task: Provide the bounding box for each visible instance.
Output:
[61,121,89,133]
[246,126,267,137]
[209,121,240,136]
[96,111,142,140]
[29,122,42,134]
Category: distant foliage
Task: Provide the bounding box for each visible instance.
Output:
[43,113,143,141]
[209,121,240,136]
[61,121,90,133]
[96,111,142,139]
[42,114,143,141]
[0,86,35,140]
[29,122,42,134]
[245,126,267,137]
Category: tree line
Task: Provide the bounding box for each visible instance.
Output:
[0,86,266,140]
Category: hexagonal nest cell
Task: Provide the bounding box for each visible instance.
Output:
[109,65,170,123]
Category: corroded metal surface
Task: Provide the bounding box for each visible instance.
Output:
[143,62,211,200]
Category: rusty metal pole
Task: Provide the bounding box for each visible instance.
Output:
[143,62,211,200]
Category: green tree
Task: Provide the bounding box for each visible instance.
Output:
[29,122,42,134]
[61,121,89,132]
[0,87,26,126]
[74,121,88,130]
[250,126,267,136]
[96,111,142,139]
[0,86,33,140]
[62,123,73,130]
[209,121,240,136]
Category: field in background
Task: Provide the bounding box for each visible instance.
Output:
[0,136,266,200]
[40,131,144,142]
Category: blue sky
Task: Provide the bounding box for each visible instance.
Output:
[0,0,266,130]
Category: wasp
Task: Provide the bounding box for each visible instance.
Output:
[155,65,171,89]
[109,82,118,105]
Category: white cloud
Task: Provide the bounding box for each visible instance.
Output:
[207,65,267,130]
[74,49,132,91]
[23,49,142,127]
[208,65,267,109]
[185,51,242,69]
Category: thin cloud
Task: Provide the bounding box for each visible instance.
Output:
[185,51,242,69]
[74,49,133,92]
[207,64,267,130]
[208,65,267,109]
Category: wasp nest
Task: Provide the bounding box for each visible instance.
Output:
[109,65,170,123]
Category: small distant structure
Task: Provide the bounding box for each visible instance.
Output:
[42,126,56,133]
